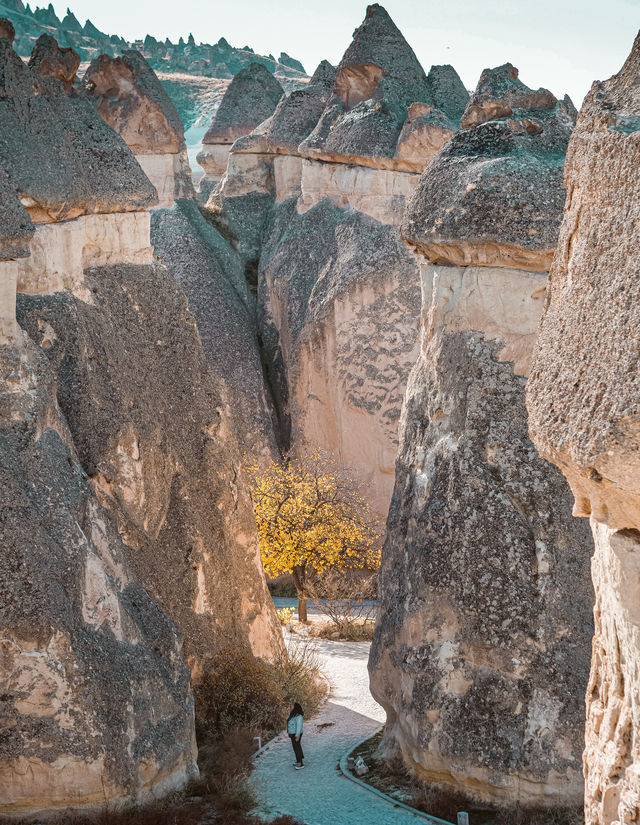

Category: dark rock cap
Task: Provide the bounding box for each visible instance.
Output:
[0,18,15,41]
[401,101,573,270]
[299,4,466,168]
[202,61,284,145]
[461,63,557,129]
[85,50,186,154]
[0,170,33,260]
[29,33,80,93]
[233,60,336,155]
[0,37,156,222]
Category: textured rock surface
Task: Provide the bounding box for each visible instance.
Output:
[527,33,640,825]
[85,50,195,206]
[0,38,157,222]
[197,62,284,186]
[17,263,284,677]
[28,33,80,92]
[0,334,197,814]
[299,4,468,171]
[232,60,335,156]
[258,199,421,515]
[151,199,278,460]
[369,58,594,808]
[401,87,573,271]
[461,64,557,129]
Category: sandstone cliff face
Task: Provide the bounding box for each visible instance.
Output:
[526,33,640,825]
[206,4,471,517]
[369,66,594,808]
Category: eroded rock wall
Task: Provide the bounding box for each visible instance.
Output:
[205,4,467,517]
[0,334,197,815]
[526,33,640,825]
[369,62,594,808]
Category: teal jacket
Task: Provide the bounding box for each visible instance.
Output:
[287,714,303,736]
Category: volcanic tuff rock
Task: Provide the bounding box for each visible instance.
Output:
[526,32,640,825]
[206,4,466,516]
[85,50,195,207]
[461,63,557,129]
[0,33,283,813]
[401,83,574,271]
[151,199,279,460]
[298,4,469,172]
[0,332,198,813]
[369,63,594,808]
[28,32,80,92]
[197,62,284,190]
[258,198,421,514]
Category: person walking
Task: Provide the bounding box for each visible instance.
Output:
[287,702,304,769]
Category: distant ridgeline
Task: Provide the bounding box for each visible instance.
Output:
[0,0,308,127]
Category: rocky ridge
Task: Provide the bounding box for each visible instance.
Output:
[368,62,594,808]
[526,31,640,825]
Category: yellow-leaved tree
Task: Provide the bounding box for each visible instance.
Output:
[248,451,382,621]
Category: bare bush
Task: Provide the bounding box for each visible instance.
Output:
[307,568,377,636]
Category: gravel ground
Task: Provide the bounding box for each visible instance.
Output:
[250,634,427,825]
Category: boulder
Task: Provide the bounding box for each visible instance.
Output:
[401,84,573,270]
[526,31,640,825]
[461,63,557,129]
[369,60,594,809]
[0,38,156,223]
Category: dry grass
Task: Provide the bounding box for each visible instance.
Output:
[312,618,376,641]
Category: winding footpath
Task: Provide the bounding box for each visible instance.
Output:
[251,634,429,825]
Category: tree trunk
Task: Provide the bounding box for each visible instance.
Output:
[292,565,308,622]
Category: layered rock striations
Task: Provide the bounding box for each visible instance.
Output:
[85,50,195,207]
[205,4,472,517]
[526,34,640,825]
[369,66,594,808]
[0,34,282,813]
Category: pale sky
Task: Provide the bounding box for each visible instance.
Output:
[52,0,638,106]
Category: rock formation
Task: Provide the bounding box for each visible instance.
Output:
[0,36,197,814]
[197,62,284,193]
[205,4,469,517]
[526,33,640,825]
[0,34,282,814]
[84,49,278,463]
[368,65,594,808]
[85,50,195,207]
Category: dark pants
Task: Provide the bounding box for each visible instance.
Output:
[290,733,304,763]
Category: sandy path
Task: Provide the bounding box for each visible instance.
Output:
[251,635,427,825]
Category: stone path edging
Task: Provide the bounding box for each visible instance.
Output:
[338,730,455,825]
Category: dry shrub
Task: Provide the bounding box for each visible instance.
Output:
[194,647,286,736]
[313,619,375,641]
[268,636,327,720]
[307,568,377,636]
